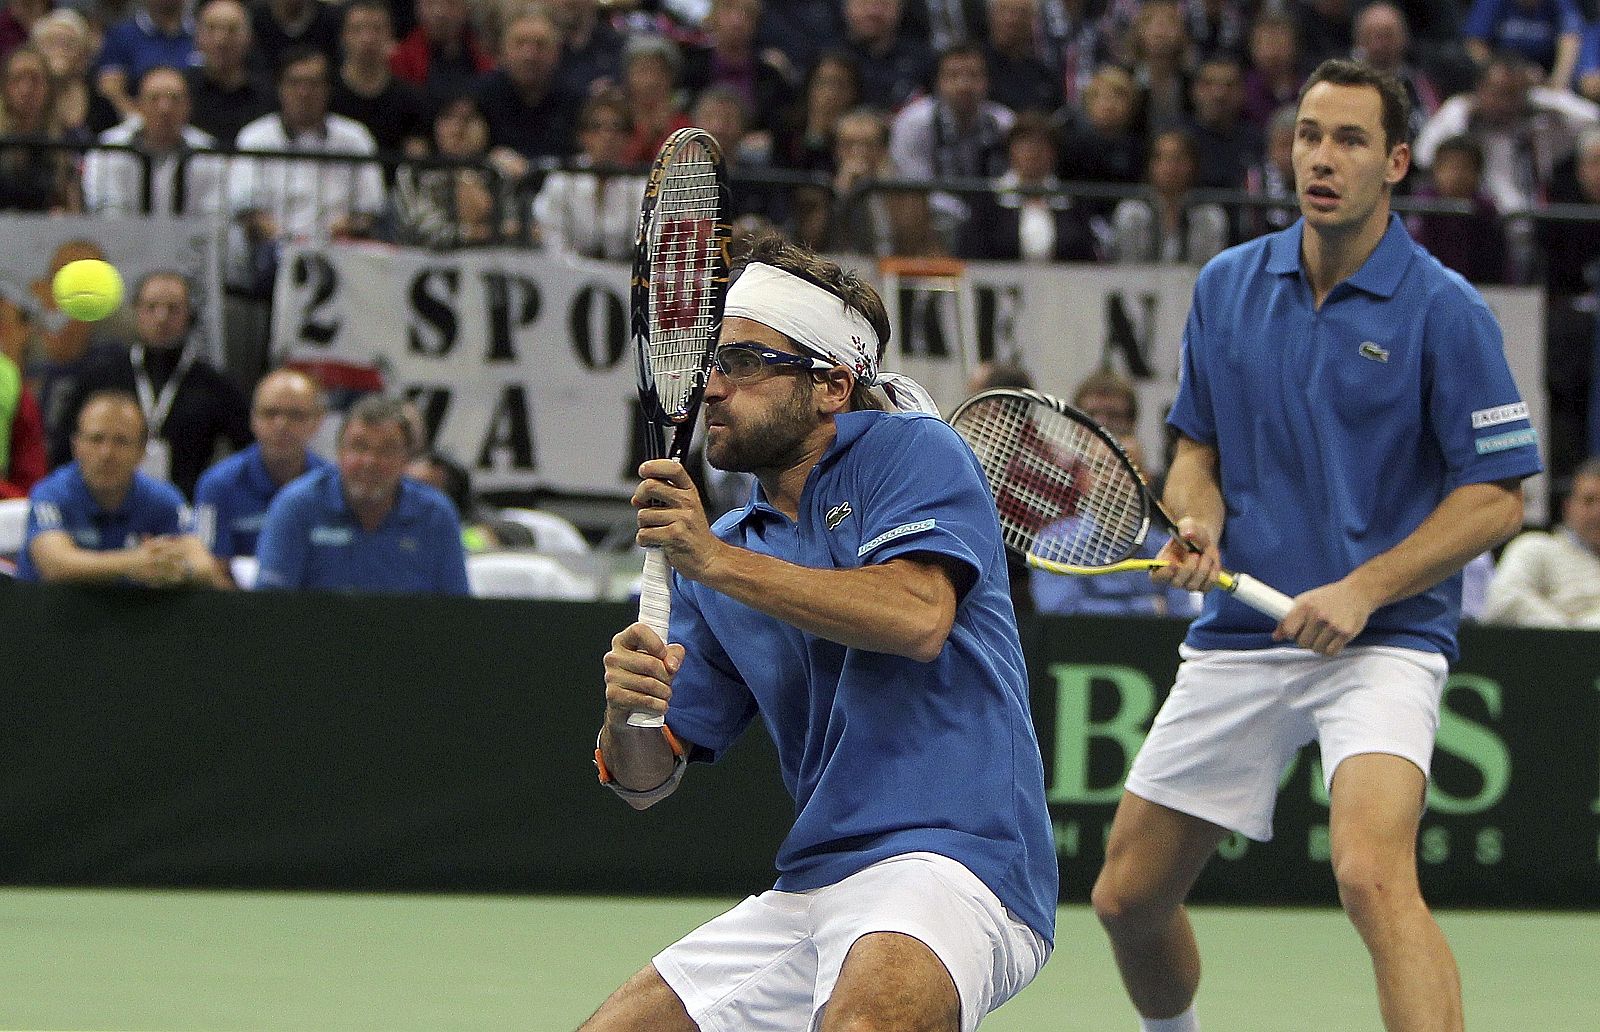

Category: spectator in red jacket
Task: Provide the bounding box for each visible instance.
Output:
[390,0,494,113]
[1,352,44,499]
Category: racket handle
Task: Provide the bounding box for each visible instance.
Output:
[629,546,672,728]
[1224,573,1295,621]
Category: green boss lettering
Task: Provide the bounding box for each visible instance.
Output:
[1428,674,1511,815]
[1047,663,1156,805]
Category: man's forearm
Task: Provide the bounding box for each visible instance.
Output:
[1345,480,1524,608]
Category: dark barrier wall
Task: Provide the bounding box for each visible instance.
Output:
[2,582,1596,906]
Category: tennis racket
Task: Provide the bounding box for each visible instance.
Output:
[948,388,1294,620]
[629,127,732,727]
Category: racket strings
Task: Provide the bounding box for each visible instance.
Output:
[647,144,722,415]
[954,397,1147,568]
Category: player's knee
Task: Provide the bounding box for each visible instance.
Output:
[1332,852,1421,927]
[824,1001,959,1032]
[1091,866,1164,934]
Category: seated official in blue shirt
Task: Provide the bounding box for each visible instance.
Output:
[253,395,469,594]
[195,367,331,567]
[18,389,227,588]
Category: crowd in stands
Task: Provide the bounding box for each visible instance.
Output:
[1,0,1599,610]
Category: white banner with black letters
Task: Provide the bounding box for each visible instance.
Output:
[271,244,1548,521]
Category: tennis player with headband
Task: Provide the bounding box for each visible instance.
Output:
[586,235,1056,1032]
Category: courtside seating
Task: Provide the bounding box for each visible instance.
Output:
[466,551,602,600]
[0,497,27,557]
[495,508,590,554]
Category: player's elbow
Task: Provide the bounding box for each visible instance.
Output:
[1487,481,1527,547]
[900,606,956,663]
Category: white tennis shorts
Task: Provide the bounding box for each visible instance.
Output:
[1125,645,1449,842]
[652,852,1050,1032]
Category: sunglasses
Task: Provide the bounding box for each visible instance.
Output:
[713,342,837,385]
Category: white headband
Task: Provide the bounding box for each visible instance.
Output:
[722,263,939,416]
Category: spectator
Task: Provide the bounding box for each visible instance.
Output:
[1186,52,1261,189]
[772,48,860,174]
[1056,64,1146,217]
[1241,12,1302,131]
[0,349,45,499]
[475,7,580,176]
[620,33,692,164]
[1407,134,1509,284]
[1483,456,1600,627]
[331,0,429,159]
[1294,0,1357,71]
[1243,103,1300,237]
[683,0,794,137]
[839,0,933,112]
[1037,0,1109,112]
[396,92,518,249]
[1032,369,1201,618]
[405,448,534,552]
[391,0,494,114]
[690,85,787,232]
[32,9,118,136]
[1464,0,1584,90]
[231,49,385,295]
[527,92,635,257]
[94,0,197,123]
[890,43,1015,245]
[50,270,251,500]
[1414,52,1600,215]
[83,65,228,217]
[1185,0,1250,63]
[754,0,843,76]
[901,0,987,53]
[0,44,82,213]
[1537,128,1600,482]
[795,105,939,256]
[1577,20,1600,104]
[548,0,626,98]
[1127,0,1194,136]
[1353,2,1441,143]
[194,366,329,566]
[1111,127,1229,263]
[17,388,227,587]
[254,394,470,595]
[184,0,274,147]
[0,0,47,63]
[982,0,1061,116]
[956,111,1098,261]
[250,0,341,77]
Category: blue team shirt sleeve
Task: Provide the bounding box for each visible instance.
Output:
[1424,286,1544,488]
[1556,0,1585,35]
[1579,24,1600,78]
[94,23,137,76]
[664,577,760,761]
[1463,0,1507,40]
[852,417,992,588]
[254,486,311,589]
[193,466,233,559]
[1168,282,1218,446]
[427,498,471,595]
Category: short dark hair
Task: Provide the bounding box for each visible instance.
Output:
[132,268,192,305]
[1072,370,1139,423]
[1433,134,1484,174]
[1298,57,1411,150]
[735,233,891,412]
[77,389,149,441]
[276,46,328,83]
[340,395,415,452]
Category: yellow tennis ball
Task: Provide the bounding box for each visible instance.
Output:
[52,259,125,322]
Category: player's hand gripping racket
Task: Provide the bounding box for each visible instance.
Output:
[948,388,1294,620]
[629,127,732,727]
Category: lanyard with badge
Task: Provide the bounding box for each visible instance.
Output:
[131,342,195,482]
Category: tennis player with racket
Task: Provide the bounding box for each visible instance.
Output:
[588,235,1056,1032]
[1091,60,1542,1032]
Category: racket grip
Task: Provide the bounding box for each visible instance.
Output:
[1226,573,1295,621]
[629,546,672,728]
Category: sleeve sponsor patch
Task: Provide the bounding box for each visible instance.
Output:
[1474,428,1538,454]
[858,518,936,557]
[1470,402,1528,429]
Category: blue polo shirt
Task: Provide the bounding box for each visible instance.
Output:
[253,467,469,595]
[664,410,1058,944]
[15,464,190,582]
[1170,215,1543,660]
[95,10,198,82]
[194,444,332,560]
[1464,0,1585,72]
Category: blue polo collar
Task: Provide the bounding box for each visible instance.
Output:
[1266,213,1414,299]
[67,462,137,520]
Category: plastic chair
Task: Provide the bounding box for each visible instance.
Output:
[467,551,601,600]
[494,508,591,554]
[0,498,27,557]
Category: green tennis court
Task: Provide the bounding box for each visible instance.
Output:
[3,888,1594,1030]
